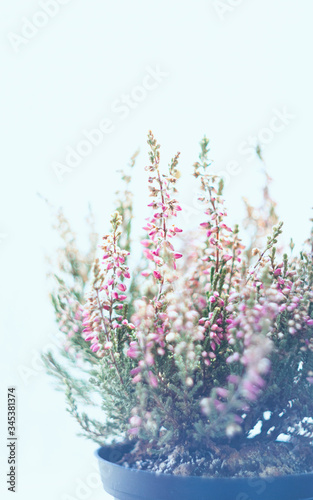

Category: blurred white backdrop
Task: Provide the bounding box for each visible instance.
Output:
[1,1,313,499]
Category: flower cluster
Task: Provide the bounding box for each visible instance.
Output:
[82,211,133,357]
[141,131,182,285]
[45,134,313,453]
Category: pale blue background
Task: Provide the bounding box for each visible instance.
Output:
[1,1,313,499]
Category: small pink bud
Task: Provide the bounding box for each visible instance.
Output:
[117,283,127,292]
[153,270,162,280]
[216,387,229,399]
[132,374,142,384]
[174,253,183,260]
[141,269,151,277]
[148,372,158,388]
[91,343,100,352]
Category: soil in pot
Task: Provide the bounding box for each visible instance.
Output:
[117,440,313,478]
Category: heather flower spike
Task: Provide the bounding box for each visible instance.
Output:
[44,135,313,475]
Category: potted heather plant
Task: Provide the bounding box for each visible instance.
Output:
[44,134,313,500]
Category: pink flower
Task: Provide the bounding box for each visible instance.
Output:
[141,239,152,247]
[143,249,154,261]
[130,415,142,427]
[228,374,240,385]
[145,352,155,366]
[153,270,162,280]
[141,269,151,277]
[127,342,140,359]
[173,253,183,260]
[130,366,141,376]
[132,374,142,384]
[227,352,240,363]
[117,283,127,292]
[220,223,232,232]
[222,254,233,262]
[128,427,140,435]
[216,387,229,399]
[214,400,226,412]
[90,343,100,353]
[84,334,94,342]
[148,371,158,388]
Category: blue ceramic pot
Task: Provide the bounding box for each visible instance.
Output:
[95,444,313,500]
